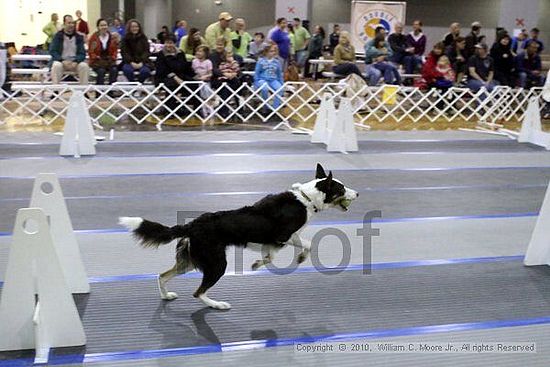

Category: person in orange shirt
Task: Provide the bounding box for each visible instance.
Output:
[88,18,118,86]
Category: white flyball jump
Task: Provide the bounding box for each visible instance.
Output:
[311,95,358,153]
[59,90,97,157]
[0,208,86,361]
[0,173,88,363]
[517,97,550,150]
[30,173,90,293]
[524,180,550,266]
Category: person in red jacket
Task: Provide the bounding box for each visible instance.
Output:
[418,42,446,88]
[88,18,118,86]
[75,10,89,37]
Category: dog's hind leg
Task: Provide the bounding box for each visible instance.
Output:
[193,253,230,310]
[158,238,193,301]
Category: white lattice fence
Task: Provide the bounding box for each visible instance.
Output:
[0,82,545,130]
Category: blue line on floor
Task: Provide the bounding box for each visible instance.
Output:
[2,165,550,180]
[0,183,547,203]
[1,315,548,366]
[1,183,548,203]
[0,138,514,147]
[0,255,525,288]
[0,212,539,238]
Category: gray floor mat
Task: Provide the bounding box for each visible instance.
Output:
[1,261,549,361]
[0,140,543,159]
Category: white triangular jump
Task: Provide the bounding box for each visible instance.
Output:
[326,97,359,153]
[524,180,550,266]
[59,90,96,157]
[30,173,89,293]
[0,208,86,354]
[311,93,336,144]
[518,97,550,150]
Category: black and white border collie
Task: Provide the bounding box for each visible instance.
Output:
[119,164,358,310]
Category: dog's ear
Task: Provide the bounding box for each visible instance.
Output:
[326,171,333,186]
[316,163,327,179]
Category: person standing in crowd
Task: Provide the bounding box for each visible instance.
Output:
[446,36,467,84]
[388,22,419,82]
[292,18,311,70]
[88,18,118,87]
[329,24,340,55]
[248,32,266,59]
[43,13,61,50]
[121,19,152,83]
[287,23,296,60]
[157,26,170,44]
[230,18,252,58]
[511,28,528,55]
[406,20,426,63]
[254,44,284,113]
[465,21,482,59]
[516,41,544,88]
[443,22,460,48]
[523,28,544,54]
[74,10,89,38]
[304,25,325,78]
[179,28,207,61]
[110,18,125,38]
[49,15,89,85]
[174,20,188,45]
[467,43,497,94]
[490,33,515,87]
[154,34,198,116]
[270,18,291,69]
[205,12,233,51]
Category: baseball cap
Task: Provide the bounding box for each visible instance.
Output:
[219,12,233,21]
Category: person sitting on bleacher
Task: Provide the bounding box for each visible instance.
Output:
[254,44,284,115]
[179,28,207,61]
[88,18,118,87]
[49,14,89,85]
[516,41,544,88]
[490,33,515,87]
[466,43,497,95]
[446,36,467,84]
[388,22,419,83]
[154,35,199,116]
[522,28,544,55]
[406,20,426,66]
[121,19,152,84]
[248,32,267,59]
[333,31,380,85]
[365,34,401,84]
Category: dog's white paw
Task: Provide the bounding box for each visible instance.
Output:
[161,291,178,301]
[210,301,231,310]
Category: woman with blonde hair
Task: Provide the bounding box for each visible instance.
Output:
[332,31,361,77]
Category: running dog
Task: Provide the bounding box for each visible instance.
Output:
[119,164,358,310]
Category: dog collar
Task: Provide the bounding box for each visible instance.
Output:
[300,190,319,213]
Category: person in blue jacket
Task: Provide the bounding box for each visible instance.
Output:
[254,44,284,113]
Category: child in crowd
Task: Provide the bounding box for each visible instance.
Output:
[192,45,216,118]
[218,50,240,81]
[434,55,455,90]
[248,32,266,59]
[254,44,284,114]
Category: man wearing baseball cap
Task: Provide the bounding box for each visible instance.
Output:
[205,12,233,51]
[464,21,482,59]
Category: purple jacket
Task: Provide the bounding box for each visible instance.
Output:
[406,32,426,56]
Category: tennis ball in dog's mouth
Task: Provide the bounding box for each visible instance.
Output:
[340,199,352,208]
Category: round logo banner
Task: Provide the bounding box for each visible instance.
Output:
[351,1,406,51]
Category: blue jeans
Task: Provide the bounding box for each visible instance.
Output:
[364,65,382,86]
[403,55,422,74]
[295,50,308,68]
[255,79,283,109]
[373,62,401,84]
[122,63,151,83]
[467,79,498,101]
[518,72,544,88]
[93,65,118,85]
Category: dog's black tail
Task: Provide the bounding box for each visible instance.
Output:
[118,217,188,249]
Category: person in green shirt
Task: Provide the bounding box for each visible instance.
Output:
[230,18,252,58]
[205,12,233,51]
[42,13,61,50]
[179,28,207,61]
[292,18,311,68]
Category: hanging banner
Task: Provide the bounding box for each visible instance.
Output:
[276,0,309,21]
[351,1,406,52]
